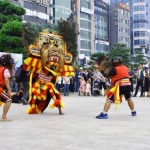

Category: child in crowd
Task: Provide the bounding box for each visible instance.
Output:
[79,77,86,96]
[86,80,91,96]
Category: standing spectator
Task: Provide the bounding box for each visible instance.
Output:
[83,68,88,82]
[85,80,91,96]
[93,68,103,95]
[144,67,149,97]
[87,68,94,94]
[128,67,134,95]
[11,61,18,92]
[20,65,29,105]
[78,77,86,96]
[56,76,62,92]
[0,54,13,122]
[133,63,145,97]
[69,77,74,92]
[99,72,107,96]
[62,76,71,96]
[74,67,79,92]
[78,67,86,80]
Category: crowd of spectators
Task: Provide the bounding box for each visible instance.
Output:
[11,63,150,104]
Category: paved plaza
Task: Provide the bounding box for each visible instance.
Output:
[0,93,150,150]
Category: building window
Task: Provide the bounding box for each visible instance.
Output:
[80,20,91,30]
[96,43,109,52]
[134,40,140,45]
[134,14,148,20]
[80,30,91,40]
[80,12,91,20]
[134,0,145,2]
[80,40,91,49]
[80,0,91,9]
[55,0,71,9]
[134,31,147,37]
[80,50,91,56]
[134,39,147,46]
[134,22,148,28]
[54,6,71,19]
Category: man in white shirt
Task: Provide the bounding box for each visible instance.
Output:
[62,76,71,96]
[133,63,145,97]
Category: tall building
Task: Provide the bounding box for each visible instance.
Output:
[11,0,110,64]
[70,0,110,65]
[75,0,94,60]
[133,0,150,58]
[11,0,72,25]
[110,2,130,50]
[110,0,150,59]
[94,0,110,53]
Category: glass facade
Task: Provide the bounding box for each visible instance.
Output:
[54,0,71,8]
[94,1,109,53]
[23,1,47,24]
[79,0,91,56]
[54,6,71,19]
[133,0,150,55]
[80,20,91,30]
[95,16,108,40]
[111,0,150,57]
[133,0,146,2]
[52,0,72,22]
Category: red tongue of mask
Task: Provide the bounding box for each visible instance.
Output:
[52,58,57,63]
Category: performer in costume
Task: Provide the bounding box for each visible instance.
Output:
[0,54,13,121]
[23,31,74,114]
[94,56,136,119]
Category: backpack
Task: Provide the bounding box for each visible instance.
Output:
[15,67,22,83]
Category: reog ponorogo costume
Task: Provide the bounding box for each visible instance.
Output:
[23,31,74,114]
[94,55,136,119]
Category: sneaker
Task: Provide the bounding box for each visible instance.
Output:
[131,111,136,116]
[96,112,108,119]
[140,95,145,97]
[132,95,136,97]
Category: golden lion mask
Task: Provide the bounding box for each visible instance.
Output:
[41,44,65,72]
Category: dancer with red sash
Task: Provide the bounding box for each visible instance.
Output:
[94,56,136,119]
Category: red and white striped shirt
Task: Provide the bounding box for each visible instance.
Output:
[38,71,52,82]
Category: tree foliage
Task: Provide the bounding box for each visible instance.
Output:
[89,52,105,65]
[0,0,26,55]
[133,50,147,68]
[58,20,78,59]
[107,43,130,66]
[22,22,41,50]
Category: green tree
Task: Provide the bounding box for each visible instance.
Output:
[57,19,78,60]
[107,43,130,66]
[133,50,147,68]
[0,0,26,54]
[22,22,59,50]
[89,52,105,65]
[22,22,42,50]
